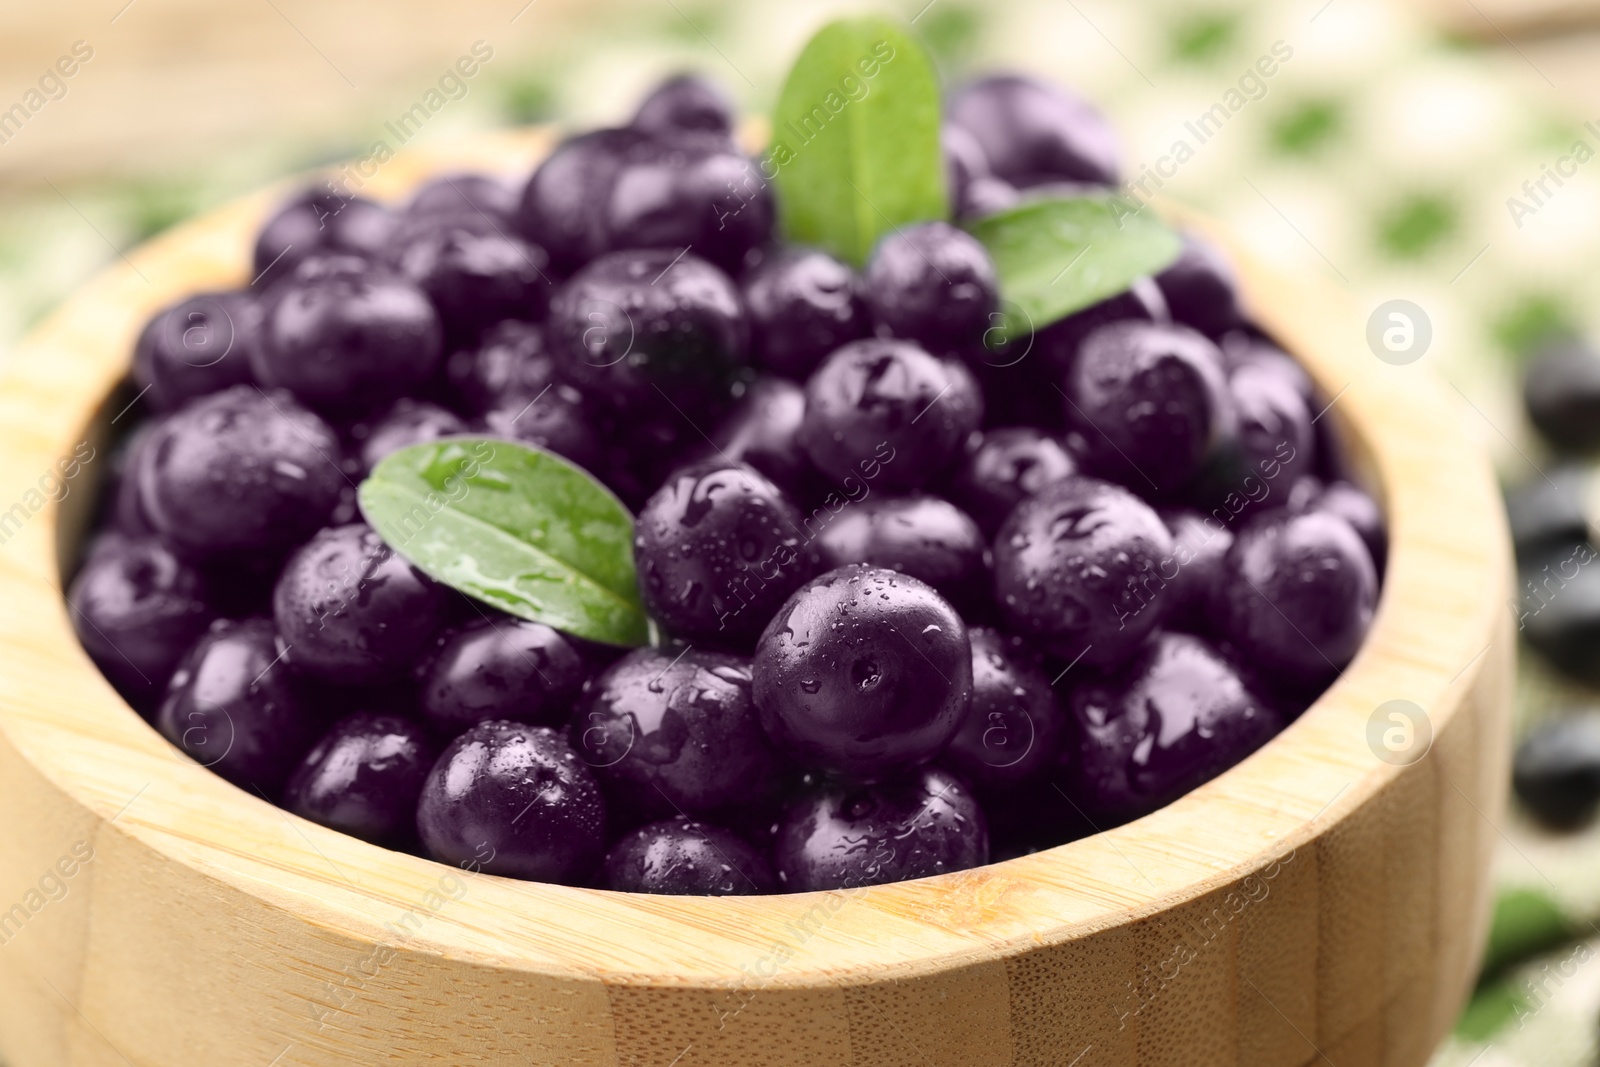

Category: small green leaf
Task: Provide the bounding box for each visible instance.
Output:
[966,194,1184,340]
[769,16,947,266]
[358,438,649,648]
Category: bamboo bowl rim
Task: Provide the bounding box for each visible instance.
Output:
[0,126,1509,989]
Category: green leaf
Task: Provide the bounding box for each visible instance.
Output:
[965,194,1184,341]
[769,16,947,266]
[358,438,649,648]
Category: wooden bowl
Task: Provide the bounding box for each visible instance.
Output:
[0,129,1512,1067]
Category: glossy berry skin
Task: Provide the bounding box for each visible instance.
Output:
[1155,235,1243,338]
[416,721,607,883]
[444,319,557,416]
[634,460,820,646]
[1219,332,1313,402]
[1523,338,1600,453]
[387,220,551,340]
[405,173,518,221]
[255,258,442,415]
[798,339,982,494]
[1512,713,1600,828]
[604,817,773,895]
[546,249,748,420]
[517,128,651,271]
[944,628,1064,794]
[944,123,992,217]
[133,291,259,411]
[753,565,972,779]
[1035,278,1168,379]
[1066,321,1231,491]
[68,536,213,707]
[136,386,344,556]
[947,427,1078,536]
[1216,510,1377,685]
[1313,481,1387,574]
[604,135,774,274]
[1229,361,1314,490]
[418,617,587,734]
[742,249,869,379]
[478,383,605,474]
[1063,632,1283,824]
[993,476,1174,669]
[864,222,999,354]
[1159,507,1234,632]
[273,524,450,685]
[814,495,989,614]
[947,75,1121,188]
[284,713,438,847]
[252,188,396,287]
[357,399,466,473]
[706,377,816,498]
[574,646,778,820]
[155,618,323,794]
[774,766,988,891]
[632,74,736,139]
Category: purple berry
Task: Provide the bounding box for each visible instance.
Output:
[1062,632,1283,823]
[516,128,653,272]
[604,816,775,895]
[705,377,817,499]
[477,383,605,473]
[947,427,1078,536]
[418,617,587,734]
[356,399,466,473]
[133,291,259,411]
[255,259,443,415]
[1035,278,1169,379]
[546,249,748,420]
[742,249,869,379]
[253,188,396,288]
[1156,235,1243,338]
[1065,321,1231,491]
[1216,510,1377,686]
[814,495,989,614]
[387,219,552,341]
[632,74,736,139]
[1159,507,1234,631]
[944,123,992,216]
[156,618,324,794]
[68,535,213,707]
[634,460,820,646]
[285,712,438,847]
[604,136,773,274]
[774,766,988,891]
[993,476,1174,668]
[573,646,779,819]
[404,173,518,221]
[753,565,971,779]
[1311,481,1386,573]
[947,75,1121,188]
[136,386,344,556]
[444,319,557,416]
[799,339,982,494]
[273,524,450,685]
[416,721,607,882]
[944,628,1064,794]
[864,221,999,354]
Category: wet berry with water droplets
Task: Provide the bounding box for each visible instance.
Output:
[285,712,438,847]
[604,816,775,895]
[814,495,989,615]
[946,427,1078,537]
[418,617,587,734]
[356,399,466,473]
[133,291,260,411]
[753,564,971,779]
[864,221,999,355]
[774,766,988,891]
[944,628,1064,794]
[416,721,607,883]
[742,249,868,379]
[947,75,1121,188]
[573,646,778,821]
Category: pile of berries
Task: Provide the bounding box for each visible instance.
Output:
[69,71,1382,895]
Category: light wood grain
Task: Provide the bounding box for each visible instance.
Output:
[0,128,1513,1067]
